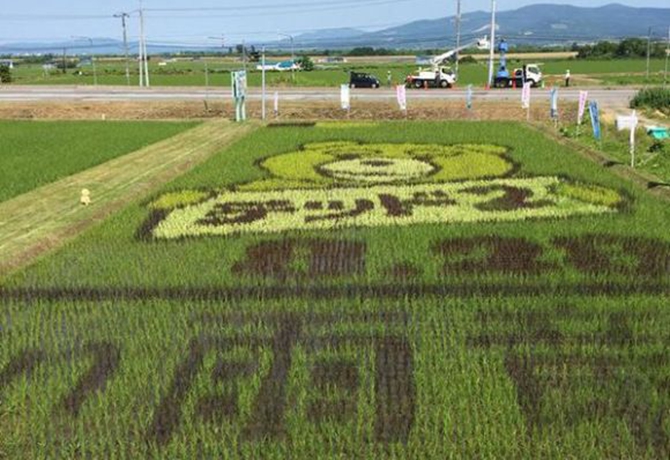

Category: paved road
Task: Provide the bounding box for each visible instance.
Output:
[0,85,637,105]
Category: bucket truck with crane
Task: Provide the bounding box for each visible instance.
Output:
[492,39,543,88]
[406,37,489,89]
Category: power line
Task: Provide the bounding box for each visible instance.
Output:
[1,14,113,21]
[0,31,646,55]
[145,0,408,13]
[145,0,413,19]
[0,43,119,53]
[82,20,404,43]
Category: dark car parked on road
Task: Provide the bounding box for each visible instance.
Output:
[349,71,381,88]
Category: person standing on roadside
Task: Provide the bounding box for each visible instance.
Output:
[387,70,392,87]
[565,69,571,87]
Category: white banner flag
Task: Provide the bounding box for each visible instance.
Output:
[630,110,639,168]
[578,91,588,125]
[550,88,559,119]
[521,82,532,109]
[396,85,407,111]
[340,84,351,110]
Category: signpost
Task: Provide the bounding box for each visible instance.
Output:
[617,111,639,167]
[232,71,247,122]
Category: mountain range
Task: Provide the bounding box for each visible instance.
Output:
[1,3,669,55]
[291,3,670,49]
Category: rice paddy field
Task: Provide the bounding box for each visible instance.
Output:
[1,121,669,458]
[0,120,198,202]
[7,57,668,87]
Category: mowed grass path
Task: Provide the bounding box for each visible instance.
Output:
[0,120,199,202]
[0,119,256,276]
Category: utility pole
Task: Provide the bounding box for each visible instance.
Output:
[138,7,144,86]
[89,39,98,86]
[139,0,150,87]
[62,47,67,74]
[664,25,669,88]
[290,36,295,83]
[114,12,131,86]
[207,35,225,53]
[646,27,652,80]
[72,37,98,86]
[278,33,295,83]
[262,46,267,120]
[455,0,462,79]
[91,40,98,86]
[204,60,209,88]
[487,0,497,88]
[242,39,247,74]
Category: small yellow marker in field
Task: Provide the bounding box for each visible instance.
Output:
[80,188,91,206]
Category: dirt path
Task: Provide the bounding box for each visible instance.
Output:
[0,99,575,122]
[0,119,256,277]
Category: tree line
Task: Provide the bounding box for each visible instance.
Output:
[574,38,668,60]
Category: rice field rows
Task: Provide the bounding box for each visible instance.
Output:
[8,58,668,88]
[0,120,198,202]
[1,121,669,458]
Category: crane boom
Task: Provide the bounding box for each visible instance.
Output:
[430,37,489,69]
[405,36,490,90]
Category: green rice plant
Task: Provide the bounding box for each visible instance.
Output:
[0,295,667,458]
[554,182,623,207]
[1,121,670,458]
[149,189,213,210]
[0,120,198,202]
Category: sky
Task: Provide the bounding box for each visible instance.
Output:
[1,0,668,46]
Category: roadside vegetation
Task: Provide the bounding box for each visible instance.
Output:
[0,64,12,83]
[555,87,670,183]
[631,87,670,116]
[564,121,670,181]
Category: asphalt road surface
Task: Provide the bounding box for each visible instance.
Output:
[0,85,637,107]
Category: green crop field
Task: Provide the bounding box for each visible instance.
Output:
[0,120,198,202]
[7,57,667,87]
[1,121,670,458]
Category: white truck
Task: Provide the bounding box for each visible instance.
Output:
[406,38,489,89]
[494,64,543,88]
[406,67,457,89]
